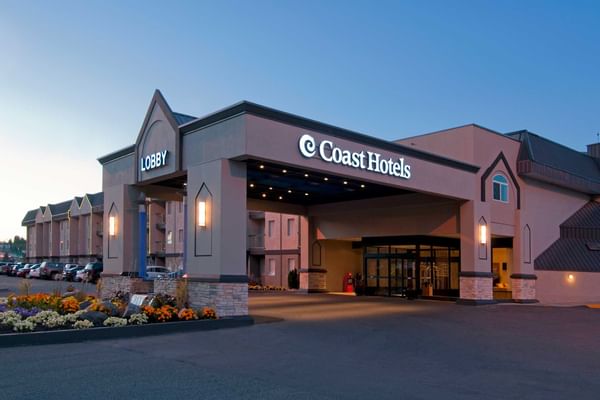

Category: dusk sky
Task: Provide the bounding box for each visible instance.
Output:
[1,0,599,241]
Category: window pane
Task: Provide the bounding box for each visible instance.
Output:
[501,185,508,202]
[493,183,500,200]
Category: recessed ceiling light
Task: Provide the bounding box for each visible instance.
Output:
[282,169,287,173]
[304,173,309,178]
[278,196,283,200]
[343,181,348,185]
[249,183,255,188]
[269,187,273,190]
[304,193,309,196]
[360,184,365,188]
[261,193,267,198]
[259,165,265,169]
[287,189,292,193]
[324,177,328,181]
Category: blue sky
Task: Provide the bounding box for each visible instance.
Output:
[0,0,599,240]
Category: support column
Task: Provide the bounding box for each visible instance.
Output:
[511,209,538,303]
[458,200,494,304]
[299,215,327,292]
[182,159,248,317]
[138,201,147,279]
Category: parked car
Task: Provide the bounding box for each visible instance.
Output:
[63,264,84,281]
[10,263,26,277]
[39,262,65,280]
[16,264,34,278]
[146,266,171,279]
[83,262,103,283]
[0,262,11,275]
[28,264,42,279]
[75,268,88,282]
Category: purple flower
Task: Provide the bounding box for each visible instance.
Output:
[0,304,7,313]
[13,307,41,318]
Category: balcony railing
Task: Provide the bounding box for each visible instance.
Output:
[247,234,265,249]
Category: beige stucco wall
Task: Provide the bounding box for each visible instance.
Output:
[536,270,600,304]
[320,240,362,292]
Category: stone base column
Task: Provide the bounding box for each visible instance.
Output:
[100,275,154,300]
[154,279,248,317]
[458,272,495,305]
[299,268,327,293]
[510,274,538,303]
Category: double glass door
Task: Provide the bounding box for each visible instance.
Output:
[364,255,416,297]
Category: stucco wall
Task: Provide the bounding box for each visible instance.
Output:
[536,270,600,305]
[320,240,362,292]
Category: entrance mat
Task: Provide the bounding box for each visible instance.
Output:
[0,316,254,348]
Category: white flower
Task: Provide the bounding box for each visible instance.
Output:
[0,311,22,326]
[128,313,148,325]
[103,317,128,327]
[27,311,66,328]
[73,320,94,329]
[13,320,35,332]
[64,310,86,324]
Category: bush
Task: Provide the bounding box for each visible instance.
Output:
[177,308,197,321]
[73,320,94,329]
[60,297,80,314]
[199,307,217,320]
[103,317,128,327]
[288,268,299,289]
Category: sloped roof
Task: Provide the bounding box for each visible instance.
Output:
[87,192,104,208]
[74,196,83,207]
[48,200,73,218]
[561,202,600,229]
[507,130,600,185]
[535,202,600,272]
[173,112,197,126]
[22,209,39,225]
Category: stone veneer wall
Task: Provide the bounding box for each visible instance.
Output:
[100,276,154,300]
[459,276,493,301]
[299,269,327,292]
[511,275,537,303]
[154,279,248,317]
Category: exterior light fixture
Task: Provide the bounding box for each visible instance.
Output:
[109,216,117,236]
[324,177,328,181]
[567,273,575,283]
[269,187,273,190]
[360,184,365,188]
[262,193,267,198]
[287,189,292,193]
[198,201,206,227]
[304,193,309,196]
[278,196,283,200]
[479,223,487,245]
[343,181,348,185]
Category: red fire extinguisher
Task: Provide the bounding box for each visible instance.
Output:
[342,272,354,293]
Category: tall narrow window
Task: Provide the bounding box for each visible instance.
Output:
[167,202,172,215]
[268,220,275,237]
[178,229,183,242]
[287,218,294,236]
[492,174,509,202]
[167,231,173,245]
[523,224,531,264]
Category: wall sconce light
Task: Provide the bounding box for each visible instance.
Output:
[567,273,575,283]
[109,216,117,236]
[479,222,487,245]
[198,201,206,227]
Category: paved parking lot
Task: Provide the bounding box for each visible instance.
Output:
[0,275,95,296]
[1,290,599,399]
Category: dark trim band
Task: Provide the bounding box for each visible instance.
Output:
[510,273,538,280]
[459,271,493,278]
[480,151,521,209]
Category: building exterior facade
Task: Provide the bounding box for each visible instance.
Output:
[23,90,600,315]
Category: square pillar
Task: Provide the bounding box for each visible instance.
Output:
[458,200,494,304]
[185,159,248,316]
[299,215,327,292]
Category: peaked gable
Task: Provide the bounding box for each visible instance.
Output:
[135,90,181,183]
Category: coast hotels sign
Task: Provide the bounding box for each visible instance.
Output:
[298,134,412,179]
[140,150,168,172]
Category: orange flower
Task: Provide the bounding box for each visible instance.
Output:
[60,296,80,313]
[177,308,197,321]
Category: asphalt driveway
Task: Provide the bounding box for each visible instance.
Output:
[0,291,599,399]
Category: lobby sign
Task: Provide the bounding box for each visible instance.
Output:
[140,150,168,172]
[298,134,411,179]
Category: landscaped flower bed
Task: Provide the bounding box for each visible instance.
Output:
[0,292,217,334]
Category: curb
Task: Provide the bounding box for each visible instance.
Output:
[0,316,254,348]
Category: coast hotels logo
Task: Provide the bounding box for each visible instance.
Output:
[298,134,411,179]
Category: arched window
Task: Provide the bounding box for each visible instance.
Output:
[492,174,509,202]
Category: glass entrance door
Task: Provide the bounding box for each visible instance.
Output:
[364,255,415,297]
